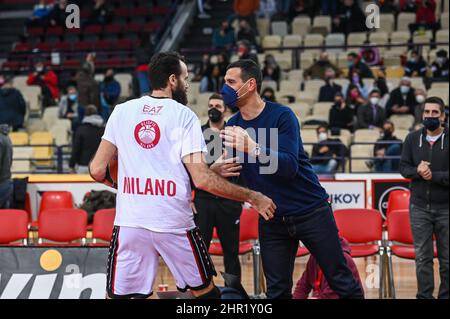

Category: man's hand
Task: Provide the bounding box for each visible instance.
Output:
[221,126,257,154]
[376,149,385,158]
[418,161,432,180]
[210,151,242,178]
[248,192,277,221]
[319,146,329,154]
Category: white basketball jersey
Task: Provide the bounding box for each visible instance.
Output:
[102,95,206,233]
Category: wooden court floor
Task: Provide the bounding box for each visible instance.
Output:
[150,255,444,299]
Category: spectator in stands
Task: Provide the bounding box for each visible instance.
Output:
[75,63,100,115]
[319,69,342,102]
[288,0,320,21]
[360,46,382,67]
[0,75,26,132]
[58,85,81,131]
[347,52,374,79]
[404,50,428,78]
[100,69,121,121]
[345,83,367,112]
[344,69,370,99]
[0,124,12,209]
[408,0,439,35]
[310,125,347,174]
[27,60,60,108]
[85,0,113,25]
[237,19,258,48]
[304,52,341,81]
[82,52,96,77]
[212,20,236,50]
[237,40,259,65]
[367,120,402,172]
[386,77,417,117]
[329,91,355,133]
[357,89,386,130]
[321,0,337,16]
[414,88,428,126]
[400,96,448,300]
[293,236,364,299]
[234,0,260,29]
[332,0,367,35]
[48,0,68,27]
[261,87,277,102]
[372,69,391,108]
[70,105,104,174]
[133,33,153,97]
[399,0,418,12]
[430,49,449,82]
[27,0,53,27]
[257,0,277,19]
[206,65,224,93]
[262,54,281,84]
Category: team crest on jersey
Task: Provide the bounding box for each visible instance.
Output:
[134,120,161,149]
[143,105,164,115]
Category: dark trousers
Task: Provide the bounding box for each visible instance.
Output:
[259,202,364,299]
[194,196,242,278]
[410,203,449,299]
[0,180,12,209]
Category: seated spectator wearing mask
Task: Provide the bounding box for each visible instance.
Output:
[212,20,236,50]
[386,77,416,117]
[100,68,121,121]
[310,125,348,174]
[236,40,259,65]
[343,69,370,99]
[293,236,364,299]
[319,69,342,102]
[236,19,257,48]
[262,54,281,85]
[345,84,367,113]
[304,52,341,81]
[27,60,60,108]
[357,89,386,130]
[414,89,428,127]
[347,52,374,79]
[329,91,355,133]
[261,87,277,103]
[27,0,53,27]
[58,86,81,131]
[367,120,402,172]
[332,0,368,35]
[372,69,391,108]
[404,50,428,78]
[408,0,440,35]
[430,50,449,82]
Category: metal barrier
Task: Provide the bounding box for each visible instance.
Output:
[12,144,72,174]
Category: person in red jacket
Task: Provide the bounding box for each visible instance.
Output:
[27,61,60,108]
[293,237,365,299]
[404,0,439,35]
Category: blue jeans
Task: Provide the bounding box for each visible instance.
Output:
[410,203,449,299]
[259,203,364,299]
[374,144,401,173]
[312,159,338,174]
[0,180,13,209]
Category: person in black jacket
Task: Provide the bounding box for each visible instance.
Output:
[332,0,368,35]
[386,77,416,117]
[329,91,354,132]
[0,75,26,131]
[357,89,386,129]
[0,124,13,209]
[347,52,374,79]
[70,105,105,174]
[367,120,402,172]
[400,96,449,300]
[319,69,343,102]
[404,50,428,78]
[310,125,348,174]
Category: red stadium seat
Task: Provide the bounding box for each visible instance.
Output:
[92,208,116,244]
[84,24,103,34]
[386,209,438,298]
[38,208,87,245]
[334,208,385,298]
[13,43,32,52]
[0,210,29,245]
[144,22,161,32]
[39,191,74,214]
[132,7,150,16]
[386,190,410,219]
[46,26,64,36]
[104,24,123,34]
[53,41,72,51]
[27,27,45,37]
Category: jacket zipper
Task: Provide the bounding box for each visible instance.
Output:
[427,138,433,210]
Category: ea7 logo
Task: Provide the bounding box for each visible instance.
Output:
[143,105,164,115]
[365,4,380,29]
[0,272,106,299]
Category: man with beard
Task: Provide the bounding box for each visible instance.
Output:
[89,52,276,299]
[193,93,243,280]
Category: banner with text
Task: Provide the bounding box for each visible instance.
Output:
[320,180,366,210]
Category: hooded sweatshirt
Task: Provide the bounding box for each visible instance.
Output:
[293,238,364,299]
[0,125,12,183]
[69,115,104,168]
[0,87,26,130]
[400,126,449,210]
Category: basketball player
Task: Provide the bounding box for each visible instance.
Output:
[89,52,276,299]
[217,59,364,299]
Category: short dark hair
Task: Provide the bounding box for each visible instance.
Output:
[209,93,223,101]
[316,124,328,133]
[425,96,445,113]
[85,105,98,116]
[383,120,395,129]
[226,59,262,93]
[369,89,381,96]
[149,52,185,90]
[348,52,358,58]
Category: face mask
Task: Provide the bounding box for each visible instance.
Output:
[416,95,425,104]
[318,132,328,142]
[68,94,77,101]
[400,85,410,94]
[36,66,44,73]
[383,130,393,138]
[208,108,223,123]
[370,97,380,105]
[351,91,359,99]
[423,117,441,131]
[172,81,188,105]
[437,57,445,65]
[220,80,250,110]
[352,75,360,83]
[409,58,417,64]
